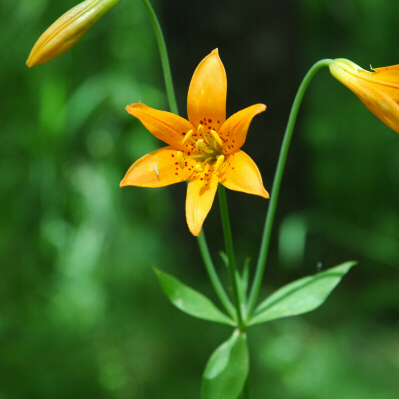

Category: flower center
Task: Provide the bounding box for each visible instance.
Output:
[177,124,225,173]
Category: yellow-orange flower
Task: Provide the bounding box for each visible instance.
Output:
[329,59,399,134]
[121,49,269,236]
[27,0,119,67]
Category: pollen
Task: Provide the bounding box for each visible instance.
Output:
[177,151,185,169]
[182,129,194,145]
[210,130,223,147]
[215,155,225,172]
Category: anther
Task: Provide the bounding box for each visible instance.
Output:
[182,130,193,145]
[177,151,185,169]
[195,164,204,172]
[210,130,223,147]
[215,155,225,172]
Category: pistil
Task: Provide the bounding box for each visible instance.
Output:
[195,139,214,154]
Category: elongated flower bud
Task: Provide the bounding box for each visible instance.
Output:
[27,0,119,67]
[329,58,399,134]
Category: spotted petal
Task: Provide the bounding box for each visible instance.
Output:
[186,172,219,236]
[187,49,227,132]
[126,103,194,150]
[219,104,266,154]
[218,150,269,198]
[120,146,194,188]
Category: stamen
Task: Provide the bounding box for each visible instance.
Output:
[185,154,207,159]
[203,134,211,146]
[197,124,204,136]
[177,151,185,169]
[210,130,224,147]
[182,129,194,145]
[198,124,211,146]
[215,155,225,172]
[195,164,204,172]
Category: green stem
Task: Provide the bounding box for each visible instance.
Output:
[197,231,236,318]
[246,59,333,317]
[141,0,233,320]
[140,0,179,115]
[218,185,245,330]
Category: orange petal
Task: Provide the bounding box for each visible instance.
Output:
[330,59,399,134]
[370,64,399,82]
[187,49,227,132]
[186,172,219,236]
[120,146,194,188]
[218,150,269,198]
[219,104,266,154]
[126,103,194,150]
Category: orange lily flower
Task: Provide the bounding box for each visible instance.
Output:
[120,49,269,236]
[329,59,399,134]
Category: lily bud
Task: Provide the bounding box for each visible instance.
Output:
[27,0,119,67]
[329,59,399,134]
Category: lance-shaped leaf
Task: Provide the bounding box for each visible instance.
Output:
[154,269,234,325]
[202,330,249,399]
[249,261,355,326]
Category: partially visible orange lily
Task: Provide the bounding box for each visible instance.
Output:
[329,59,399,134]
[121,49,269,236]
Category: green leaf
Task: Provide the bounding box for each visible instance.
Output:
[154,269,234,326]
[202,330,249,399]
[219,251,229,267]
[249,261,355,326]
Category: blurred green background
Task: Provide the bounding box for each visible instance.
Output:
[2,0,399,398]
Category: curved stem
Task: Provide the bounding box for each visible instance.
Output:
[218,185,245,330]
[246,59,333,317]
[140,0,179,114]
[197,231,236,318]
[141,0,233,320]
